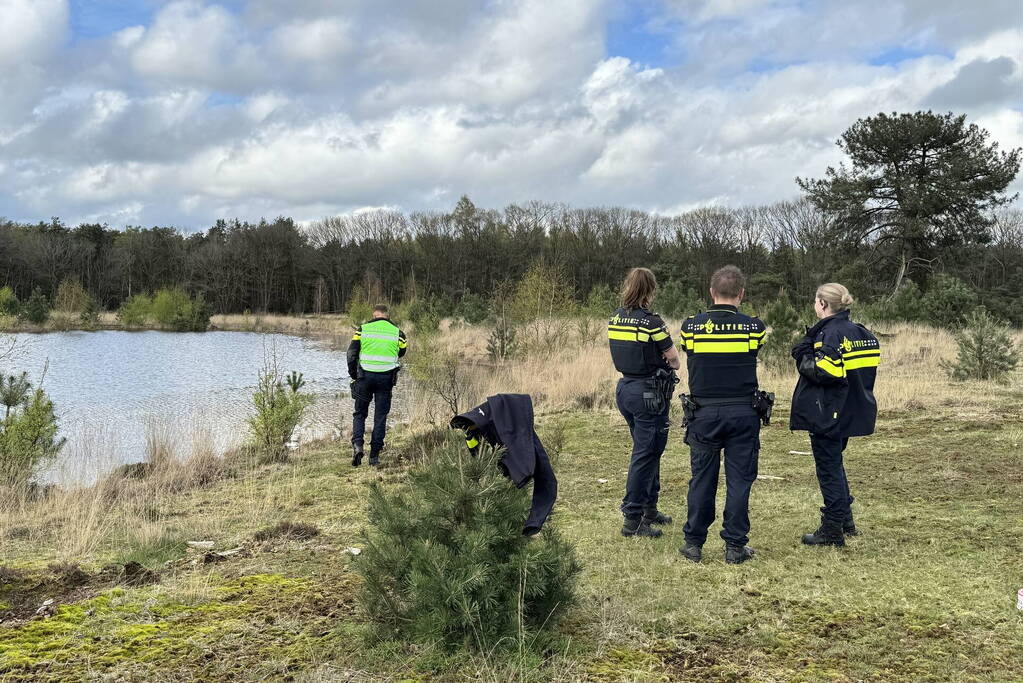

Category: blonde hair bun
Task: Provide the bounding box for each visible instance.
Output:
[817,282,854,312]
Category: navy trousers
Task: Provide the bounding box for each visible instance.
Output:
[352,370,395,454]
[682,404,760,547]
[809,434,853,526]
[616,378,670,520]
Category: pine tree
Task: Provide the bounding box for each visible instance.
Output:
[762,293,801,366]
[942,307,1019,383]
[357,437,581,651]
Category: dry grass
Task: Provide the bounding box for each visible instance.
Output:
[416,318,997,421]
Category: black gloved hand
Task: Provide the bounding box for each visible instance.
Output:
[791,337,813,360]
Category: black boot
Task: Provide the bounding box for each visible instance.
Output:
[679,543,702,563]
[368,449,381,468]
[843,514,859,537]
[802,519,845,547]
[725,544,755,564]
[351,442,364,467]
[643,510,673,525]
[621,516,662,538]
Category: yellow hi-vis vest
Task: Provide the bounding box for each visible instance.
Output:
[358,319,402,372]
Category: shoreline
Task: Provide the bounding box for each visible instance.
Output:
[1,312,352,341]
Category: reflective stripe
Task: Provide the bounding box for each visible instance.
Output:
[360,332,399,341]
[650,331,669,342]
[749,339,760,350]
[845,356,880,371]
[843,349,881,359]
[750,330,767,338]
[816,356,845,378]
[466,436,480,449]
[693,342,751,353]
[694,333,749,340]
[608,330,636,341]
[360,354,399,362]
[814,341,823,348]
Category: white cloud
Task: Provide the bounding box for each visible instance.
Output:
[2,0,1023,227]
[0,0,68,68]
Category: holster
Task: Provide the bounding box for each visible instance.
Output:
[679,393,699,428]
[753,389,775,426]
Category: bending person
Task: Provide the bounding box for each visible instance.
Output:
[790,283,880,547]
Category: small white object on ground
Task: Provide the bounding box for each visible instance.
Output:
[789,450,812,455]
[756,475,785,481]
[344,547,362,556]
[1017,588,1023,611]
[186,541,216,550]
[597,479,609,484]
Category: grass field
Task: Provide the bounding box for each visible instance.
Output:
[1,321,1021,681]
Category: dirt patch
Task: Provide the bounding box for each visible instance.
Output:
[0,561,161,624]
[253,521,321,542]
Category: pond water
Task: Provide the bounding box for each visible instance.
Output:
[2,331,394,485]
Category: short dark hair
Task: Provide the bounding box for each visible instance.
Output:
[373,304,389,314]
[710,265,745,299]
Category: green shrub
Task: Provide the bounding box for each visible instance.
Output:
[453,292,489,325]
[54,278,90,314]
[0,374,65,487]
[584,284,618,317]
[921,274,977,327]
[942,307,1019,384]
[247,366,313,463]
[0,287,19,317]
[403,297,441,335]
[79,296,101,329]
[656,281,704,319]
[761,293,802,366]
[860,280,923,323]
[509,263,577,352]
[357,438,581,652]
[17,287,50,326]
[151,288,209,332]
[347,287,373,326]
[118,294,153,328]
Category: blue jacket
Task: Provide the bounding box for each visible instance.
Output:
[450,394,557,536]
[789,310,880,438]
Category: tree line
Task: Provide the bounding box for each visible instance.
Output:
[1,111,1021,324]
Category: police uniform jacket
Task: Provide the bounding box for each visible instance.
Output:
[789,310,880,438]
[450,394,557,536]
[679,304,767,399]
[607,307,673,378]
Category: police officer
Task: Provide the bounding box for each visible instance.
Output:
[608,267,681,539]
[678,266,767,564]
[790,283,880,547]
[347,304,408,467]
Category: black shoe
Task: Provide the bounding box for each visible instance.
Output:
[643,510,673,526]
[621,517,663,538]
[368,453,381,468]
[802,524,845,547]
[725,545,755,565]
[679,543,703,563]
[843,516,858,536]
[351,443,364,467]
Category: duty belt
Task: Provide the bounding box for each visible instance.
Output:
[690,396,750,406]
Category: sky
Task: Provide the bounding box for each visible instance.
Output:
[1,0,1022,229]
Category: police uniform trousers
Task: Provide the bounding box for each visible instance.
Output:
[683,404,760,547]
[352,370,395,454]
[809,434,854,526]
[616,377,669,520]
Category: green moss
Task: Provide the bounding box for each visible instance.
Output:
[0,574,322,679]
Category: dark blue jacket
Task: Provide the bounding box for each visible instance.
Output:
[789,310,880,438]
[450,394,557,536]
